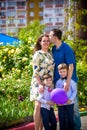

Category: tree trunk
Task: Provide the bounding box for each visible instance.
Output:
[77,0,87,40]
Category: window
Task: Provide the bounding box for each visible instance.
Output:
[7,2,16,7]
[0,2,6,7]
[40,20,44,24]
[19,19,23,24]
[39,11,43,17]
[0,12,6,16]
[44,9,55,14]
[6,11,16,17]
[30,3,34,8]
[9,28,18,33]
[0,29,6,33]
[18,11,26,16]
[45,18,52,23]
[9,19,14,24]
[18,19,26,24]
[44,18,60,23]
[56,0,64,4]
[59,17,64,22]
[39,2,43,8]
[57,18,59,22]
[44,0,53,4]
[0,20,1,25]
[17,2,25,6]
[55,8,63,13]
[30,12,34,17]
[0,20,6,24]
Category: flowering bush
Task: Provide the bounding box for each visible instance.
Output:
[77,62,87,107]
[0,44,34,125]
[0,21,45,128]
[0,21,87,129]
[64,39,87,108]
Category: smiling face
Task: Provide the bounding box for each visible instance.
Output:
[40,36,50,51]
[58,68,67,78]
[43,77,52,87]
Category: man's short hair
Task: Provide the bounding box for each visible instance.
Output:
[51,28,62,40]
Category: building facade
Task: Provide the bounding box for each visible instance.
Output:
[0,0,69,36]
[27,0,43,25]
[44,0,67,32]
[27,0,68,33]
[0,0,27,36]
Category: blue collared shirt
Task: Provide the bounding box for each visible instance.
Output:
[52,41,78,84]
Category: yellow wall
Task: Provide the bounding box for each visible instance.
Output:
[27,0,43,25]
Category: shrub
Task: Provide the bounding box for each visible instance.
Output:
[0,44,34,125]
[77,62,87,106]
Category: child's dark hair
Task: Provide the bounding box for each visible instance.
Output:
[58,63,68,70]
[42,74,52,80]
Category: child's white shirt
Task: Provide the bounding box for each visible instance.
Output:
[37,86,52,110]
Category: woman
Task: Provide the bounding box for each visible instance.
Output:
[30,34,54,130]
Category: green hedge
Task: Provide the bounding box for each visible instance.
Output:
[0,21,87,128]
[0,43,87,125]
[77,62,87,107]
[0,44,34,126]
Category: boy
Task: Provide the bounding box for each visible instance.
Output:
[37,74,57,130]
[56,63,77,130]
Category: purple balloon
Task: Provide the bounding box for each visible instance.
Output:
[51,88,68,104]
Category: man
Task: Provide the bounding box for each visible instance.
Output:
[49,28,81,130]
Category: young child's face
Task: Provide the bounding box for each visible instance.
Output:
[43,78,52,87]
[58,68,67,78]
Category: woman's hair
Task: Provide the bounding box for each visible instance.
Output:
[34,34,49,52]
[58,63,68,70]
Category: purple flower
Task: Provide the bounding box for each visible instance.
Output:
[18,95,24,102]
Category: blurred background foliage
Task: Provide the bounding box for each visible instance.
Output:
[0,17,87,128]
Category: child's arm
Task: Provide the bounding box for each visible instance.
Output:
[37,93,54,105]
[37,93,47,104]
[46,101,54,105]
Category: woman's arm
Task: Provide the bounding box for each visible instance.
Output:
[35,75,44,93]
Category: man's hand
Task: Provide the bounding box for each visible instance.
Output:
[64,64,73,92]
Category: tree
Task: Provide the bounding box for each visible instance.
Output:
[18,20,45,47]
[76,0,87,40]
[64,0,87,107]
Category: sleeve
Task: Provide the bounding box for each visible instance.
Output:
[37,93,47,104]
[69,80,77,101]
[32,52,40,76]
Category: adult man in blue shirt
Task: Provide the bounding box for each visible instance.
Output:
[49,29,81,130]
